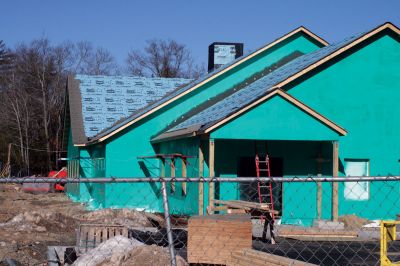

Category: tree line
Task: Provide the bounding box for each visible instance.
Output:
[0,38,204,176]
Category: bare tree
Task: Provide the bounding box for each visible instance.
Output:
[68,41,118,75]
[126,39,204,78]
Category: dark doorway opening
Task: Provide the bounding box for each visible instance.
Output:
[237,157,283,212]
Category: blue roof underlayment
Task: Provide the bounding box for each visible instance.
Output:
[76,75,191,138]
[166,33,364,133]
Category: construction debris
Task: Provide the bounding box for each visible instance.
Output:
[0,184,167,265]
[74,208,152,228]
[339,214,370,230]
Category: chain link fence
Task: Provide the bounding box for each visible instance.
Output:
[1,176,400,265]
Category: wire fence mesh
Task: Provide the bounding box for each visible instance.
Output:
[1,176,400,265]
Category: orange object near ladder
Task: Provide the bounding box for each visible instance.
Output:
[255,153,275,219]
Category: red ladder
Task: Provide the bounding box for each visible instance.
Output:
[255,154,275,219]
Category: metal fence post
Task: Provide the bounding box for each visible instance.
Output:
[159,157,177,266]
[161,181,177,266]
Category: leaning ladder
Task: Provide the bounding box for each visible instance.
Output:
[255,153,275,219]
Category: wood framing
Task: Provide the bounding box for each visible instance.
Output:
[182,158,187,195]
[209,139,215,213]
[170,158,175,193]
[204,89,347,136]
[198,143,204,215]
[87,27,327,145]
[272,23,400,90]
[160,158,165,178]
[332,141,339,222]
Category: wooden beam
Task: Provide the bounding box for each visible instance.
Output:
[317,174,322,220]
[170,158,175,193]
[316,146,322,220]
[209,139,215,213]
[182,158,187,195]
[332,141,339,222]
[198,143,204,215]
[160,158,165,178]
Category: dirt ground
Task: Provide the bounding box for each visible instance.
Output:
[0,184,156,266]
[0,184,88,265]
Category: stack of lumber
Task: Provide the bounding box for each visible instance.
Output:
[211,200,279,215]
[277,225,357,240]
[228,248,318,266]
[187,214,252,265]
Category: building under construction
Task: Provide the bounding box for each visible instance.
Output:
[66,22,400,226]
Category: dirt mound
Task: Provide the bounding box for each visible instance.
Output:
[0,210,77,233]
[339,214,370,230]
[75,208,152,227]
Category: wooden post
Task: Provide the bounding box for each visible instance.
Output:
[160,158,165,177]
[198,143,204,215]
[170,158,175,193]
[182,158,187,195]
[317,175,322,220]
[332,141,339,222]
[209,139,215,214]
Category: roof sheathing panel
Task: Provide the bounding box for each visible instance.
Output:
[76,75,190,138]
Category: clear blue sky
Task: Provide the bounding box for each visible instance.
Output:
[1,0,399,67]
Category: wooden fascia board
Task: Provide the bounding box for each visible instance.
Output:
[74,144,87,147]
[93,27,327,144]
[204,89,347,136]
[299,26,329,46]
[273,23,400,90]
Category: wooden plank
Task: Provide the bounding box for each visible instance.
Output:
[198,143,204,215]
[182,158,187,195]
[209,205,228,212]
[228,249,319,266]
[214,200,279,214]
[188,214,252,265]
[317,175,322,220]
[77,225,88,254]
[332,141,339,222]
[170,158,175,193]
[209,139,215,214]
[102,227,108,243]
[87,226,96,250]
[94,227,102,247]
